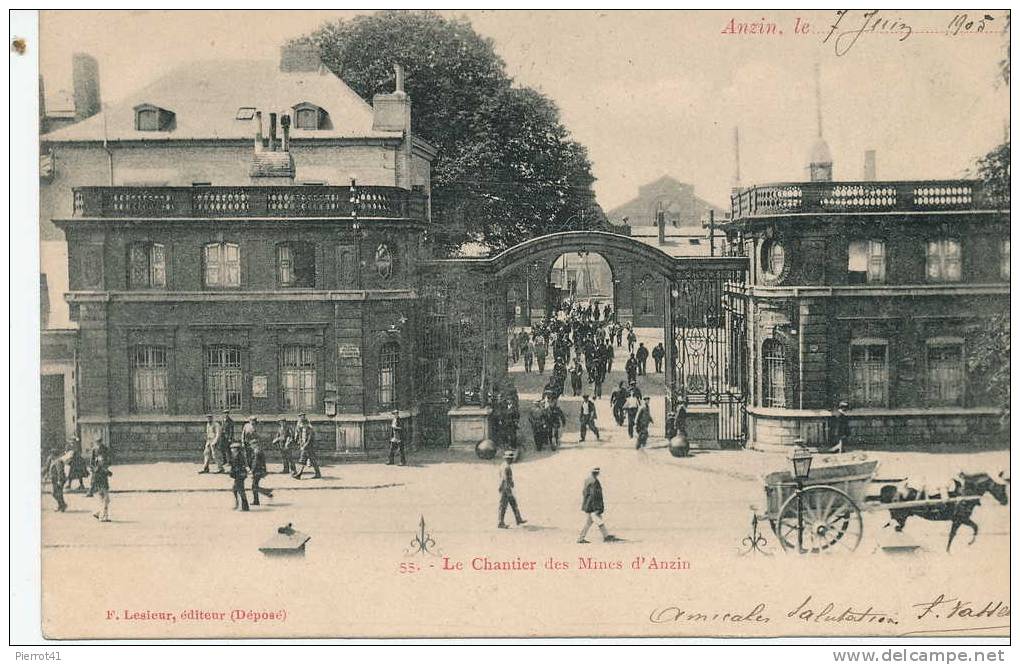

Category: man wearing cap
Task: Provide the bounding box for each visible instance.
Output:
[831,401,851,452]
[387,410,406,466]
[241,416,259,451]
[578,467,617,543]
[292,414,321,479]
[579,394,600,443]
[497,451,526,529]
[91,446,113,522]
[42,447,67,512]
[248,437,272,506]
[228,440,249,511]
[635,396,654,449]
[272,418,295,474]
[217,410,235,470]
[199,414,222,474]
[85,437,111,498]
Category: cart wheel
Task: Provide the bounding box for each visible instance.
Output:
[775,485,863,554]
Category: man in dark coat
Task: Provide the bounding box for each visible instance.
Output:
[497,451,527,528]
[652,342,665,373]
[636,343,649,376]
[91,447,113,522]
[228,441,249,511]
[625,354,638,385]
[248,438,273,505]
[387,410,407,466]
[528,400,549,451]
[578,467,617,543]
[635,396,654,449]
[535,339,548,374]
[547,398,566,450]
[610,381,627,426]
[831,401,851,452]
[218,410,235,469]
[569,360,584,397]
[272,418,294,474]
[579,395,600,443]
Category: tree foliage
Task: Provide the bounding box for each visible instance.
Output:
[968,313,1010,425]
[302,11,604,255]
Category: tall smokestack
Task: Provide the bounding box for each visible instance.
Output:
[281,113,291,152]
[657,205,666,245]
[253,111,263,152]
[733,126,742,187]
[863,150,876,181]
[269,112,278,151]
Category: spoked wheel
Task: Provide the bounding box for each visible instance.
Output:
[775,485,863,554]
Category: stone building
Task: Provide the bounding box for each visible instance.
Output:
[45,45,437,458]
[724,178,1009,449]
[608,176,724,228]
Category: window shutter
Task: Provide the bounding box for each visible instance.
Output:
[150,243,166,287]
[129,243,149,288]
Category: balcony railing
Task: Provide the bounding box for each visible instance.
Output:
[72,186,428,221]
[730,180,1003,220]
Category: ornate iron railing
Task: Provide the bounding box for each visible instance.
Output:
[72,185,427,220]
[730,180,1001,220]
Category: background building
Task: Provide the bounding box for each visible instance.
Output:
[608,176,724,228]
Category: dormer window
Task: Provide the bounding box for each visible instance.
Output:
[293,102,327,130]
[134,103,174,132]
[235,107,256,120]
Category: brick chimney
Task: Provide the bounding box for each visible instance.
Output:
[280,41,322,73]
[373,64,413,188]
[72,52,101,120]
[863,150,877,181]
[249,109,294,183]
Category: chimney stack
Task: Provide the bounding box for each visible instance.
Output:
[394,63,406,95]
[72,52,101,120]
[863,150,877,181]
[269,112,278,151]
[254,111,263,151]
[281,113,291,152]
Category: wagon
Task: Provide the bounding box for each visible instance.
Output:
[754,452,879,554]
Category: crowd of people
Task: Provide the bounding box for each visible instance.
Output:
[41,435,113,520]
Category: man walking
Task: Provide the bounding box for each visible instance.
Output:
[91,446,113,522]
[43,447,67,512]
[272,418,294,474]
[228,441,249,512]
[610,381,627,426]
[292,414,322,479]
[387,410,406,466]
[578,467,617,543]
[548,397,566,450]
[635,396,654,449]
[199,414,223,474]
[636,342,649,376]
[831,401,851,452]
[627,328,637,354]
[570,360,584,397]
[497,451,527,529]
[528,400,549,451]
[624,388,641,439]
[248,438,273,506]
[625,353,638,385]
[218,410,235,470]
[241,416,259,454]
[652,342,665,373]
[535,339,548,374]
[579,394,600,443]
[523,339,534,373]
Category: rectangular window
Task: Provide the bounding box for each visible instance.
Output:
[131,346,169,412]
[281,346,317,411]
[378,343,400,409]
[761,340,786,408]
[1001,238,1010,280]
[128,242,166,289]
[204,242,241,287]
[277,242,315,287]
[926,238,962,283]
[136,109,159,131]
[205,346,243,411]
[926,342,964,406]
[848,240,885,284]
[850,342,888,407]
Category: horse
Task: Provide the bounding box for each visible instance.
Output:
[878,472,1009,552]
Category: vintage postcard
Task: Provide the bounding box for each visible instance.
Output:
[28,8,1010,641]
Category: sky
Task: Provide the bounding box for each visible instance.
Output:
[39,9,1010,212]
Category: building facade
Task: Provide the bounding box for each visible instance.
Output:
[46,46,437,459]
[608,176,724,228]
[724,179,1009,449]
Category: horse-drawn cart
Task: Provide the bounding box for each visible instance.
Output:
[746,452,1009,555]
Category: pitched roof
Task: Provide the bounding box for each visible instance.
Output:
[41,59,403,142]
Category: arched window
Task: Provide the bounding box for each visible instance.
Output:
[378,342,400,409]
[761,339,786,408]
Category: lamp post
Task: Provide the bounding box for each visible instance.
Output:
[791,441,813,553]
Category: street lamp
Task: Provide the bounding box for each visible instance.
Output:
[791,441,812,553]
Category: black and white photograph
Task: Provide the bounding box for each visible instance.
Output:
[11,7,1013,648]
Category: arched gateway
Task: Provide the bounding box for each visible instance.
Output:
[418,232,749,449]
